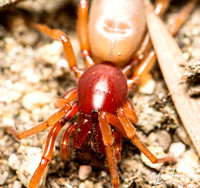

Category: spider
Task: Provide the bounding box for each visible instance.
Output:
[6,0,196,187]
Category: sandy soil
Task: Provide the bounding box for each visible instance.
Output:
[0,0,200,188]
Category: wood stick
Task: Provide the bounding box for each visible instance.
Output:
[144,0,200,157]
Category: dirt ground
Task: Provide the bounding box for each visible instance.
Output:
[0,0,200,188]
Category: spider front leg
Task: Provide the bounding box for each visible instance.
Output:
[117,106,173,164]
[99,112,119,188]
[112,131,122,163]
[7,88,77,140]
[6,104,72,140]
[61,122,76,160]
[54,88,77,109]
[29,102,79,188]
[29,121,63,188]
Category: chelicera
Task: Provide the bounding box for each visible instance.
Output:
[7,0,195,187]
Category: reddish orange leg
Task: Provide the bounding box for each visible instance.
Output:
[29,121,63,188]
[6,89,79,140]
[168,0,197,35]
[61,122,76,160]
[29,102,79,188]
[112,131,122,163]
[117,108,173,164]
[122,99,138,124]
[77,0,94,67]
[136,0,171,59]
[6,104,72,140]
[142,0,196,44]
[106,112,126,137]
[123,0,171,77]
[32,23,83,78]
[127,50,156,88]
[154,0,171,16]
[54,88,77,109]
[127,0,196,89]
[99,112,119,188]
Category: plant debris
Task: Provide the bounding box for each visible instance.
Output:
[0,0,200,187]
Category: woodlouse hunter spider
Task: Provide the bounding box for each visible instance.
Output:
[6,0,196,187]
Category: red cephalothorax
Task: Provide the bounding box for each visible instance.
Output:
[77,63,128,115]
[6,0,195,187]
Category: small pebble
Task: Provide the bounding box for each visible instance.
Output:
[0,171,9,185]
[22,91,52,111]
[0,173,7,185]
[0,0,20,7]
[94,182,103,188]
[21,68,41,83]
[5,80,13,89]
[78,165,92,180]
[0,93,12,103]
[169,142,186,159]
[50,181,61,188]
[13,82,27,92]
[8,153,20,170]
[2,113,15,126]
[79,180,94,188]
[138,107,163,133]
[13,180,22,188]
[101,171,107,177]
[6,14,38,46]
[183,52,190,61]
[176,126,191,145]
[19,30,39,46]
[139,73,156,94]
[17,0,70,13]
[37,41,63,65]
[148,130,172,151]
[192,27,200,35]
[176,151,199,178]
[141,146,166,170]
[9,90,22,102]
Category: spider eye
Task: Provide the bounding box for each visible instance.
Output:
[91,109,99,118]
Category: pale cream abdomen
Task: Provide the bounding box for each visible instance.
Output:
[88,0,146,66]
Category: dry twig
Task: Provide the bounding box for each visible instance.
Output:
[144,0,200,157]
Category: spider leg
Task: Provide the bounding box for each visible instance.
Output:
[99,112,119,188]
[168,0,197,35]
[54,88,77,109]
[7,104,71,140]
[135,0,171,60]
[32,23,83,78]
[122,99,138,125]
[127,0,196,88]
[127,49,156,87]
[117,107,173,164]
[7,101,78,140]
[28,102,79,187]
[123,0,171,76]
[106,112,126,137]
[61,122,76,160]
[154,0,171,16]
[112,131,122,163]
[29,121,63,188]
[77,0,94,67]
